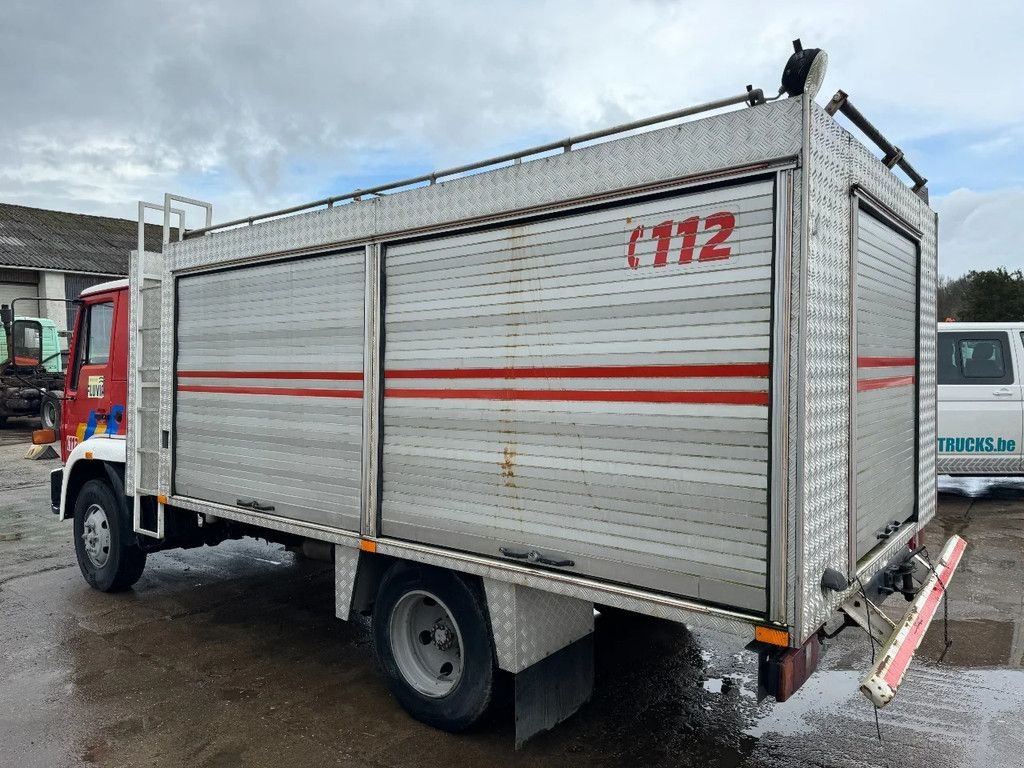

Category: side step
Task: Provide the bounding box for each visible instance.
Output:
[855,534,967,707]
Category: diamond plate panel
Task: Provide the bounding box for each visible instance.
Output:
[127,250,163,496]
[158,274,175,496]
[796,102,938,640]
[165,99,803,274]
[335,544,361,620]
[938,455,1021,475]
[126,249,140,496]
[797,99,851,641]
[483,580,594,673]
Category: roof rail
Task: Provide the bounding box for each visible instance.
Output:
[824,90,928,202]
[185,88,766,238]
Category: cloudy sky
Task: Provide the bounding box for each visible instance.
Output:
[2,0,1021,276]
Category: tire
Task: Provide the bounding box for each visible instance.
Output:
[40,393,60,432]
[373,564,496,732]
[72,478,146,592]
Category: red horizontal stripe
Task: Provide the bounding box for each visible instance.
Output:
[882,536,966,688]
[178,370,363,381]
[384,387,768,405]
[385,363,770,380]
[857,375,915,392]
[857,357,916,368]
[178,384,362,398]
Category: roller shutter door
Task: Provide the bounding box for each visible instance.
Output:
[173,251,365,531]
[380,180,775,612]
[853,208,919,560]
[0,269,38,316]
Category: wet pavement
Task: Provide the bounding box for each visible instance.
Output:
[2,422,1023,767]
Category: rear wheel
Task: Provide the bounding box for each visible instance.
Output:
[373,564,496,732]
[72,478,146,592]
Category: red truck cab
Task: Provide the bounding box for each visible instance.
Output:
[60,280,129,462]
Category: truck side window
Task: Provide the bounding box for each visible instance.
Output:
[72,302,114,388]
[86,303,113,365]
[937,331,1013,385]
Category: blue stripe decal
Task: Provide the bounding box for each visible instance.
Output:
[83,410,99,440]
[107,404,124,436]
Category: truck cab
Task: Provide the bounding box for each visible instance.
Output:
[937,321,1024,475]
[59,280,129,460]
[0,309,67,425]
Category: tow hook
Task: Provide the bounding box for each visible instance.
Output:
[878,555,921,601]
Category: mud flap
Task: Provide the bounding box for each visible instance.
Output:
[514,633,593,748]
[859,534,966,706]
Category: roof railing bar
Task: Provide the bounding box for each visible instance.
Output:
[825,90,928,199]
[186,90,758,238]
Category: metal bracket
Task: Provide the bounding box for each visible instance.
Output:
[840,594,896,647]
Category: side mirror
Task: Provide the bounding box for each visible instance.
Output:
[33,428,57,445]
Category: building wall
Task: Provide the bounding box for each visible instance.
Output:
[38,270,67,333]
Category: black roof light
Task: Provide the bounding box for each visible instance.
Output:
[781,39,828,98]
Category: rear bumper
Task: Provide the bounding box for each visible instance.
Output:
[860,534,967,707]
[49,468,62,515]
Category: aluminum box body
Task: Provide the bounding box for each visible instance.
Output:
[128,96,937,645]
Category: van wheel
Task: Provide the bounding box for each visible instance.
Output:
[373,564,496,732]
[73,478,146,592]
[40,393,60,432]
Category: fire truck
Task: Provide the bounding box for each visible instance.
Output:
[41,43,964,744]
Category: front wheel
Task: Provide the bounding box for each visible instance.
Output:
[72,478,146,592]
[373,564,496,732]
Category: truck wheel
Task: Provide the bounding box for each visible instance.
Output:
[72,478,146,592]
[40,393,60,432]
[373,564,496,732]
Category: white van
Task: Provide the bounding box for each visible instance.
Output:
[938,322,1024,475]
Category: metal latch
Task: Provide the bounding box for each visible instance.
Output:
[236,498,276,512]
[499,547,575,568]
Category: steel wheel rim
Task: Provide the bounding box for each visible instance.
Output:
[81,503,111,568]
[389,589,464,698]
[42,401,57,428]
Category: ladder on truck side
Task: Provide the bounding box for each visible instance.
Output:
[129,195,212,538]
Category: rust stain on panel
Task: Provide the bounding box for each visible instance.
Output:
[500,444,518,488]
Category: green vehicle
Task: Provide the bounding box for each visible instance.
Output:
[0,307,66,428]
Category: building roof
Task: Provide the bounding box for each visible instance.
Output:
[0,203,178,276]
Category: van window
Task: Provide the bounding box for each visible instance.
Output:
[937,331,1013,385]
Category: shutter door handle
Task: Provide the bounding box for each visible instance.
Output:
[500,547,575,568]
[236,498,276,512]
[993,388,1013,397]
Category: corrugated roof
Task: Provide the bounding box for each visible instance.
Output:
[0,203,178,275]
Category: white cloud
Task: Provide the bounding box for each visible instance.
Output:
[0,0,1021,231]
[934,187,1024,277]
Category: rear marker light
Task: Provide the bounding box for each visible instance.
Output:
[755,625,790,647]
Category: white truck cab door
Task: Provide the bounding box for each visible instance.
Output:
[937,329,1023,474]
